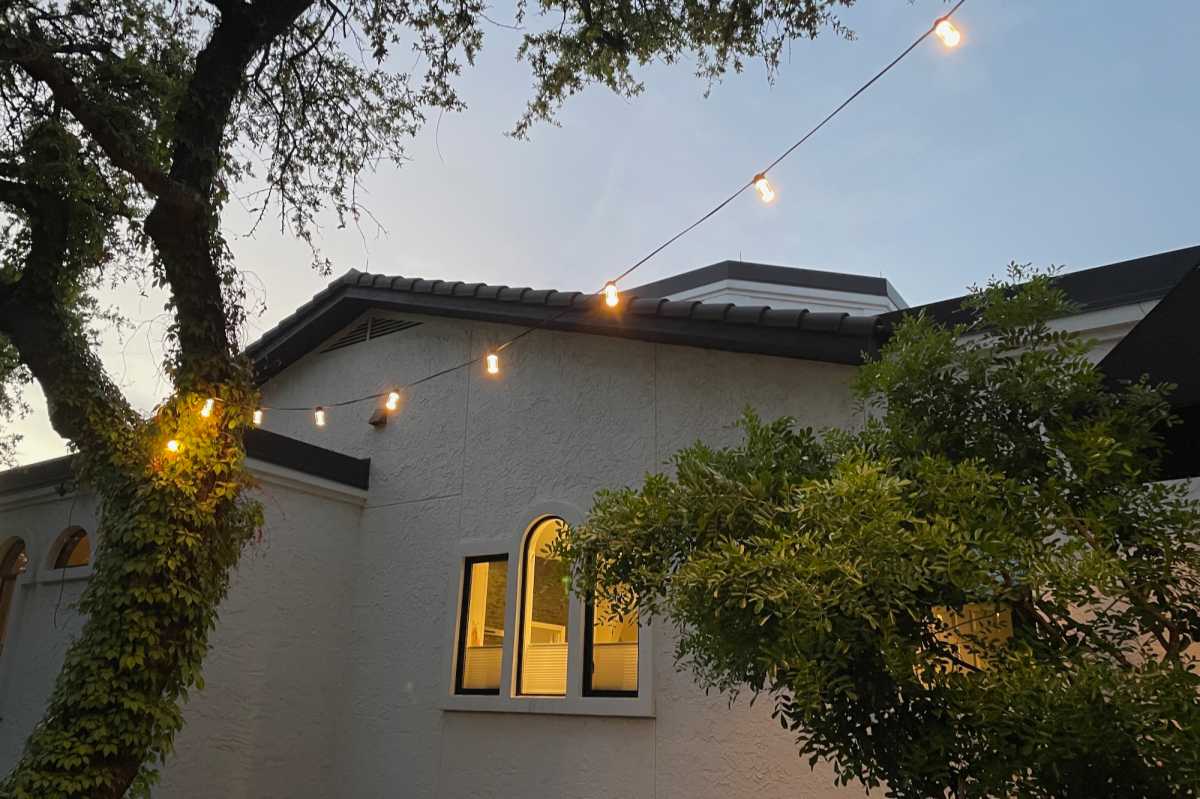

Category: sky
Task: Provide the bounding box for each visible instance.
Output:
[7,0,1200,465]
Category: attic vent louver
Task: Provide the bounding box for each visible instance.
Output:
[322,316,421,353]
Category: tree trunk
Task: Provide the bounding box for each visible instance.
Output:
[0,186,259,798]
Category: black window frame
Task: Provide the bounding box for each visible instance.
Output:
[454,553,509,696]
[583,597,639,698]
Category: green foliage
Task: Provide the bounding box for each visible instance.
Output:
[559,266,1200,797]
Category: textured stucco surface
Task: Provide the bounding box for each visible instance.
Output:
[0,310,1184,798]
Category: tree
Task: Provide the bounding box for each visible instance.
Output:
[0,0,859,795]
[558,268,1200,798]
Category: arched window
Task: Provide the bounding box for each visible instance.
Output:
[52,527,90,570]
[0,539,29,655]
[517,518,570,696]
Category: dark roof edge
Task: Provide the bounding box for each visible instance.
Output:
[0,431,369,497]
[246,280,882,383]
[245,427,370,490]
[880,245,1200,330]
[631,260,907,308]
[0,456,75,496]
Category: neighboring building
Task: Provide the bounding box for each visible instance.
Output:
[0,247,1196,798]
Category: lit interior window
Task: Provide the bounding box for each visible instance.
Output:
[587,593,638,695]
[53,528,90,570]
[0,540,28,656]
[932,603,1012,672]
[518,518,569,696]
[456,556,508,694]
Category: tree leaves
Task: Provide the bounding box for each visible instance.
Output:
[560,266,1200,797]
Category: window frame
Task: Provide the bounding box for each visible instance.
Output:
[454,553,509,696]
[515,517,570,697]
[0,538,29,657]
[51,527,90,570]
[441,504,654,718]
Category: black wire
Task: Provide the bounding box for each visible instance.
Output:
[252,0,968,415]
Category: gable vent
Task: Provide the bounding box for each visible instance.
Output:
[322,316,421,353]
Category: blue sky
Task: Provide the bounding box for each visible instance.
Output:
[9,0,1200,463]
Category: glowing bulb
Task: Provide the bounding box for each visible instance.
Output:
[485,353,500,375]
[314,407,326,427]
[252,408,263,426]
[386,390,401,411]
[753,173,775,204]
[165,439,180,453]
[603,282,620,308]
[200,397,215,418]
[934,18,961,47]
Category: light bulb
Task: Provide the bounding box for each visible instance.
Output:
[252,408,263,426]
[165,439,180,453]
[603,282,620,308]
[934,18,961,47]
[314,407,326,427]
[200,397,215,418]
[485,353,500,375]
[386,390,401,411]
[753,173,775,204]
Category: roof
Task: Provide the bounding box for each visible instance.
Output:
[246,246,1200,385]
[246,270,885,382]
[1100,258,1200,408]
[0,428,371,496]
[1099,258,1200,480]
[880,245,1200,331]
[630,260,908,309]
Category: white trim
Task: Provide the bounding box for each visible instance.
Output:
[247,458,369,506]
[440,502,655,718]
[0,484,77,513]
[666,279,901,314]
[33,563,94,584]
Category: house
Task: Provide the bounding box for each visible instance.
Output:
[0,246,1196,798]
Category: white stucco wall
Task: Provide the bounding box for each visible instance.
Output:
[0,306,1190,798]
[251,312,862,799]
[0,469,365,799]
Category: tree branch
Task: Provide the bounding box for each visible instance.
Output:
[0,34,197,208]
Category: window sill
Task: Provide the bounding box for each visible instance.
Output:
[441,692,654,718]
[33,564,94,584]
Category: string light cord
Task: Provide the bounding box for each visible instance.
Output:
[209,3,969,422]
[760,0,966,176]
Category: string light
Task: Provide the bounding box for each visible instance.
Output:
[753,174,776,204]
[934,18,961,47]
[603,282,620,308]
[253,408,263,426]
[200,397,215,418]
[165,439,180,453]
[236,1,970,427]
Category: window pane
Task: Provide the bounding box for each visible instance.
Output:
[0,540,27,656]
[588,594,638,694]
[457,557,508,693]
[519,518,569,696]
[54,529,90,569]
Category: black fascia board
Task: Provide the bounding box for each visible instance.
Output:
[0,433,370,497]
[244,427,370,490]
[880,245,1200,333]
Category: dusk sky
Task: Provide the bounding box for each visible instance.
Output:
[9,0,1200,464]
